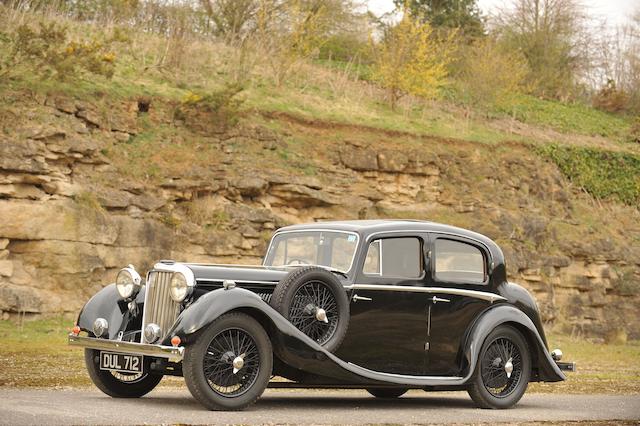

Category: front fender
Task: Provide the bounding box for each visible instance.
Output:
[464,304,565,382]
[165,287,298,343]
[76,284,144,339]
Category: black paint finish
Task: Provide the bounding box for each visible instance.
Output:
[74,219,566,388]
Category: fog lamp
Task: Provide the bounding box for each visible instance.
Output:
[144,323,162,343]
[93,318,108,337]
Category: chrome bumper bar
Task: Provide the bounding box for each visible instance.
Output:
[556,361,576,372]
[68,334,184,362]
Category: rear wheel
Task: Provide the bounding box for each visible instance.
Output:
[367,388,408,399]
[183,312,273,411]
[84,349,162,398]
[467,325,531,409]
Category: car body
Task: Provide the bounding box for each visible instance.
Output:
[69,220,574,410]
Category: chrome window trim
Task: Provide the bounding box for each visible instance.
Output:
[262,229,360,273]
[365,229,493,261]
[344,284,506,303]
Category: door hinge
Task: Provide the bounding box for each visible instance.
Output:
[424,342,430,351]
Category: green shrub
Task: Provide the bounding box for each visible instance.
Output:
[0,21,125,81]
[536,144,640,206]
[174,83,245,131]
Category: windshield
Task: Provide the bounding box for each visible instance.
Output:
[264,231,359,273]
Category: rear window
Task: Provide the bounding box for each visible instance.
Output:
[434,239,485,284]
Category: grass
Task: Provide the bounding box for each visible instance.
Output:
[497,94,632,140]
[1,318,638,393]
[1,7,634,155]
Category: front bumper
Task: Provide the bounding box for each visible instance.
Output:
[68,334,184,362]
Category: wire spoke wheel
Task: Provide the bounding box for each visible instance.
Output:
[480,337,523,398]
[202,328,261,398]
[288,280,339,345]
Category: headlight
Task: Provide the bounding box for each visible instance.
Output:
[170,271,193,302]
[116,265,142,299]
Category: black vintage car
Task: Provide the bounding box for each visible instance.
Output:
[69,220,574,410]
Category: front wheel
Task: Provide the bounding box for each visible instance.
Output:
[467,325,531,409]
[183,312,273,411]
[84,349,162,398]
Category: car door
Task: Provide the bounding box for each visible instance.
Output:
[424,235,495,376]
[336,233,431,375]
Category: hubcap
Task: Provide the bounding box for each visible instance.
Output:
[315,308,328,323]
[504,358,514,379]
[232,355,245,374]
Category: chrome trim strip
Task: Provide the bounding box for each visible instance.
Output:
[68,334,184,362]
[345,284,506,303]
[263,229,360,273]
[197,279,278,285]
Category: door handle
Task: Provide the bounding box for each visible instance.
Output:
[432,296,450,304]
[352,294,372,303]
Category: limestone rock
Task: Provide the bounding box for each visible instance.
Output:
[269,184,339,208]
[0,260,13,277]
[97,189,132,209]
[0,184,47,199]
[231,177,268,197]
[0,139,48,174]
[0,284,42,313]
[339,146,378,171]
[377,150,408,172]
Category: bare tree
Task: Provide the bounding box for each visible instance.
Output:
[492,0,591,99]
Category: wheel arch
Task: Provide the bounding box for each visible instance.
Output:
[165,287,302,346]
[461,304,565,383]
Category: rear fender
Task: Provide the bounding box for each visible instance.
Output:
[463,304,565,382]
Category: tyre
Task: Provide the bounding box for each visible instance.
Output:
[270,266,349,352]
[367,388,408,399]
[467,325,531,409]
[183,312,273,411]
[84,349,162,398]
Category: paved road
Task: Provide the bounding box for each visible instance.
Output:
[0,388,638,425]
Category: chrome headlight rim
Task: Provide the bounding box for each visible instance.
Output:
[116,265,142,299]
[169,270,194,302]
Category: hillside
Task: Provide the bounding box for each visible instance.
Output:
[0,6,639,340]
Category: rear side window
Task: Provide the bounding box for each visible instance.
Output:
[363,237,422,278]
[434,239,485,284]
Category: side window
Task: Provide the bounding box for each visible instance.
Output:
[363,237,422,278]
[434,239,486,284]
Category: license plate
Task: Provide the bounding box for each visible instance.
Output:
[99,352,143,374]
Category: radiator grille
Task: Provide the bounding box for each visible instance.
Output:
[142,271,180,343]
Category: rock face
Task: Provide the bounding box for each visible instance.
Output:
[0,92,638,339]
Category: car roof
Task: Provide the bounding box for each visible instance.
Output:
[276,219,496,247]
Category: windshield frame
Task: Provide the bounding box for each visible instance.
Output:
[262,229,360,274]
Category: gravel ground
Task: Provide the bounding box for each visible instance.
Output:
[0,388,638,425]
